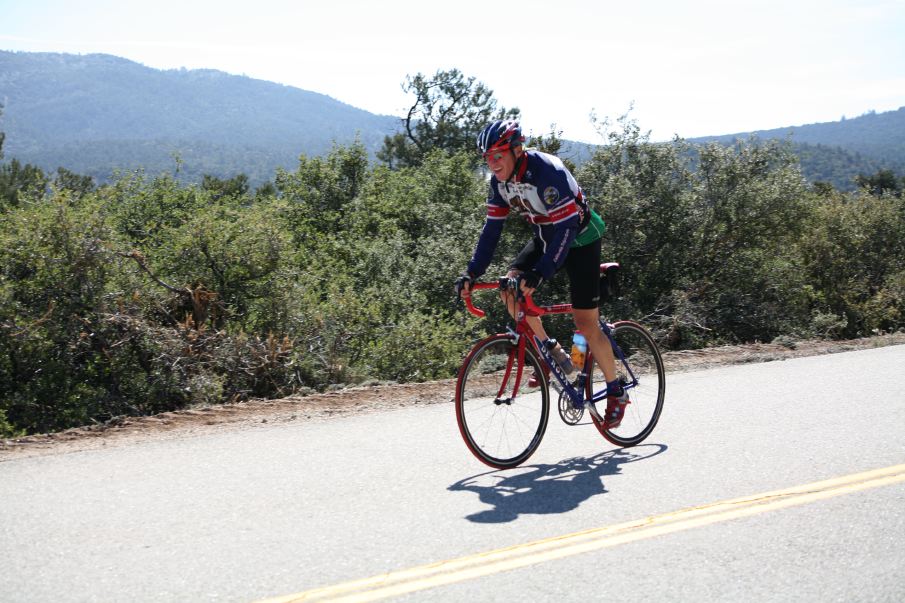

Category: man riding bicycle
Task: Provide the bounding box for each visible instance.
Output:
[455,119,629,428]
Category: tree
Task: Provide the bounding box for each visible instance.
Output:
[54,167,95,198]
[578,115,814,346]
[201,173,250,202]
[275,140,370,238]
[856,168,903,197]
[0,158,47,210]
[378,69,519,168]
[1,107,50,209]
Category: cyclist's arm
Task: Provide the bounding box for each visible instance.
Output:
[531,217,579,280]
[467,202,508,278]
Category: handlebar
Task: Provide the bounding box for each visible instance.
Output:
[461,278,548,318]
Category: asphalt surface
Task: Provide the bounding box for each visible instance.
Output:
[2,344,904,602]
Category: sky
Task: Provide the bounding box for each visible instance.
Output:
[2,0,904,143]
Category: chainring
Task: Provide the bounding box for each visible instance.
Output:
[557,390,584,425]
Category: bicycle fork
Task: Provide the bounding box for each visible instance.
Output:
[493,332,529,405]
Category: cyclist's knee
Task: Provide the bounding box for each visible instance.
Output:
[572,308,600,331]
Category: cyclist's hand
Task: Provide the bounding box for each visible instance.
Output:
[454,273,473,298]
[516,270,543,297]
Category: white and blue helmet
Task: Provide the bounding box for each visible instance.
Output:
[476,119,524,154]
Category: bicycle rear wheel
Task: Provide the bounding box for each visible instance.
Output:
[455,334,550,469]
[586,321,665,447]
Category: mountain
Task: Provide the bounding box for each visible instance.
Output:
[0,51,400,185]
[2,50,904,190]
[690,107,905,190]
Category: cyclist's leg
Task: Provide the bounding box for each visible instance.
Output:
[526,314,549,340]
[502,239,550,340]
[573,308,616,381]
[587,321,666,446]
[567,239,630,426]
[565,238,616,382]
[500,277,549,338]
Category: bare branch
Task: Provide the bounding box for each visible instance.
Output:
[115,249,188,296]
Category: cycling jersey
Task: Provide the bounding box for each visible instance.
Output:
[467,149,602,280]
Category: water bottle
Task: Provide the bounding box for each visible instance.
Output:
[545,338,574,375]
[570,331,587,372]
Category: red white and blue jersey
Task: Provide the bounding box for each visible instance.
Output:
[467,149,590,280]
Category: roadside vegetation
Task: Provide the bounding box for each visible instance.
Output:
[2,70,904,436]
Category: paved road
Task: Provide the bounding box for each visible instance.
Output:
[2,345,904,602]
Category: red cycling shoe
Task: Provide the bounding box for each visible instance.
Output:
[604,390,631,428]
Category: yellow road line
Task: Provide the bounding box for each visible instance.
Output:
[258,463,905,603]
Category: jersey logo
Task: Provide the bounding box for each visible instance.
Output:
[509,196,529,213]
[543,186,560,206]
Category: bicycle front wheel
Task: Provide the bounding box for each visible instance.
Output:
[455,334,550,469]
[586,321,665,447]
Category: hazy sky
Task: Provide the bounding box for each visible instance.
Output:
[2,0,904,143]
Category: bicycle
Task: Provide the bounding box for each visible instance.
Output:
[455,263,666,469]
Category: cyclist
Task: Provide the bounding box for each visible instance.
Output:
[455,119,629,428]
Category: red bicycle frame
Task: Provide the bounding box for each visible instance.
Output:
[462,280,570,320]
[461,263,628,408]
[462,279,577,401]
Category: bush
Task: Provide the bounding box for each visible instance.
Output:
[798,191,905,337]
[808,312,848,339]
[2,134,904,436]
[361,311,469,382]
[578,119,813,346]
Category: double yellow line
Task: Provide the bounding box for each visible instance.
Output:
[260,463,905,603]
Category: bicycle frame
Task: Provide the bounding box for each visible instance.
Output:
[462,279,639,410]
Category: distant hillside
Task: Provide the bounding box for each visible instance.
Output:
[0,51,400,185]
[2,50,904,190]
[690,107,905,190]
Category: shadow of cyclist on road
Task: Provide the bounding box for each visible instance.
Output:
[448,444,667,524]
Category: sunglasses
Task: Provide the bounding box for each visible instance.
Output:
[483,148,509,162]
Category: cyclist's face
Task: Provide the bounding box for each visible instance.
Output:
[485,147,519,180]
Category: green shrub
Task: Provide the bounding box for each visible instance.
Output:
[361,311,471,383]
[2,134,904,436]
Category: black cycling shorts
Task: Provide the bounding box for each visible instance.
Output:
[510,237,602,309]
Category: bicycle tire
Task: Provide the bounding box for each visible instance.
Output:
[585,321,665,447]
[455,334,550,469]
